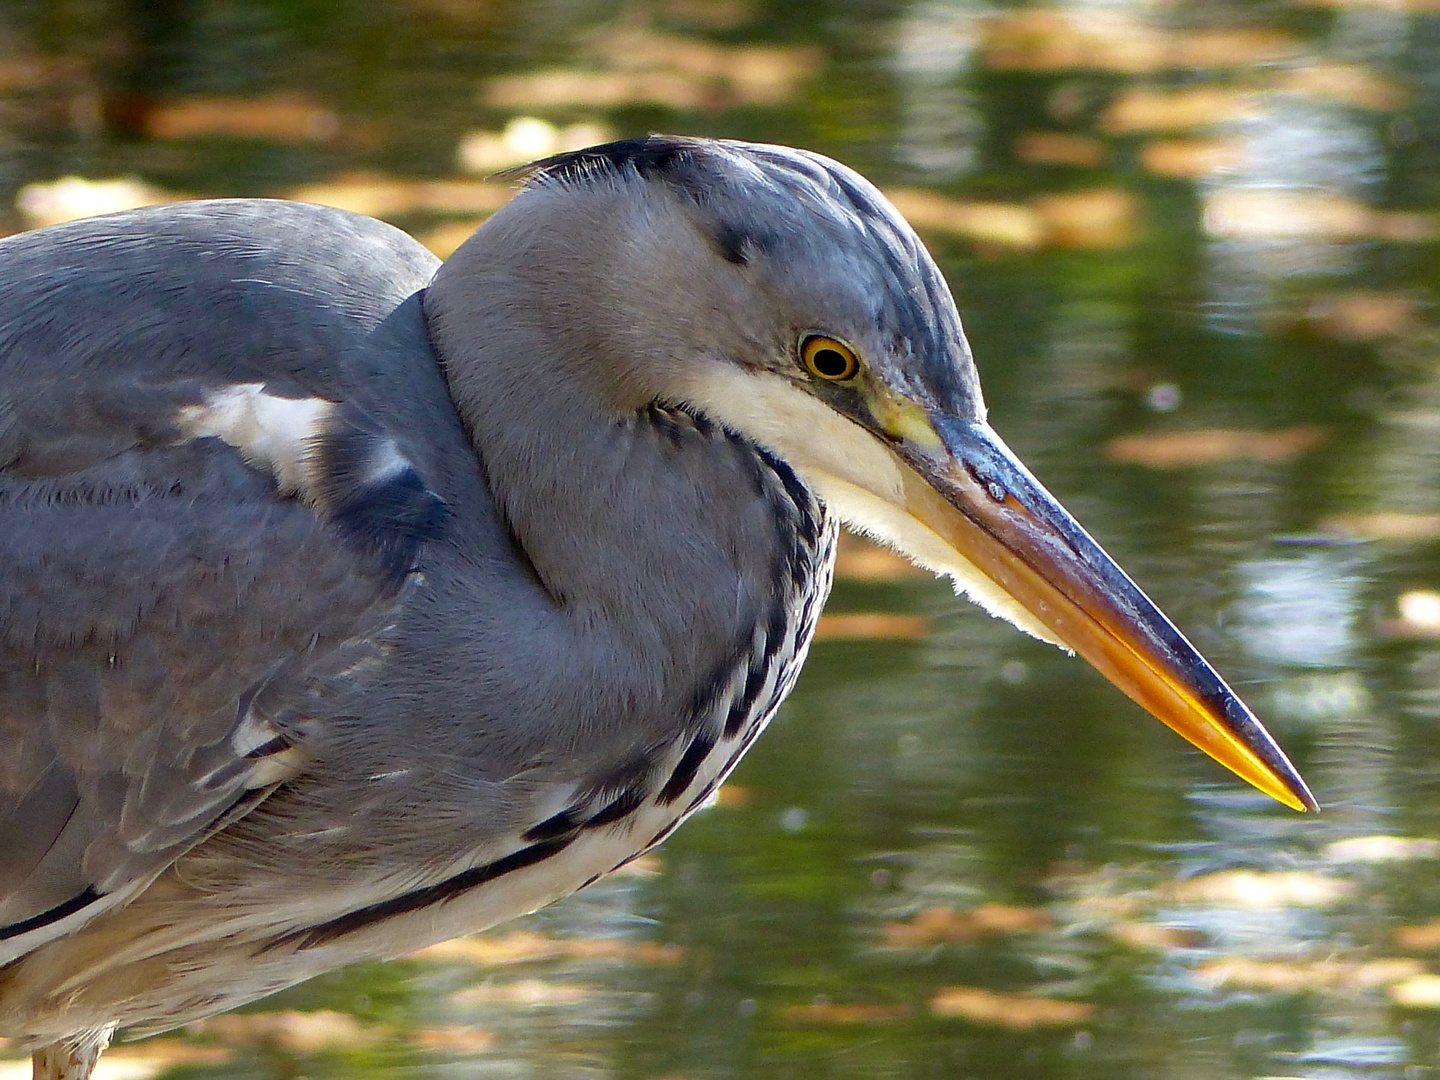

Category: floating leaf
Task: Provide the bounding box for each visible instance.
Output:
[1321,513,1440,541]
[410,1027,497,1053]
[1014,132,1107,168]
[1324,836,1440,863]
[834,538,924,581]
[288,176,513,219]
[814,613,930,641]
[930,986,1095,1027]
[1275,63,1413,110]
[981,11,1299,73]
[410,930,683,967]
[1295,0,1440,12]
[881,903,1053,947]
[481,33,820,110]
[196,1010,389,1052]
[884,189,1045,250]
[712,784,752,808]
[1105,920,1204,951]
[421,220,486,259]
[1106,427,1326,468]
[1033,187,1137,248]
[1395,921,1440,950]
[145,95,343,142]
[17,176,177,229]
[783,1002,911,1024]
[450,979,598,1006]
[1390,973,1440,1007]
[1139,138,1245,178]
[457,117,614,174]
[1165,869,1353,908]
[1204,189,1440,242]
[1300,291,1422,343]
[1382,591,1440,637]
[1102,87,1262,133]
[1194,956,1423,992]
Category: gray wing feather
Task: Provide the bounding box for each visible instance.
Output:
[0,199,450,960]
[0,433,408,948]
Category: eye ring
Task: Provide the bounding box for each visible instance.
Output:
[800,335,861,382]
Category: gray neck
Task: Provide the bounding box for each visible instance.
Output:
[423,187,824,730]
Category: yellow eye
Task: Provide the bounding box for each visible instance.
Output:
[800,335,860,381]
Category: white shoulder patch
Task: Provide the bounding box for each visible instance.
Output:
[177,384,335,499]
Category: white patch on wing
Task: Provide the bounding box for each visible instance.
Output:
[177,384,334,498]
[367,440,409,483]
[674,365,1062,647]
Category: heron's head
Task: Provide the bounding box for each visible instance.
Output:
[471,135,1313,812]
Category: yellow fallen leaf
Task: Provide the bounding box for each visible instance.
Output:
[588,29,821,105]
[1320,513,1440,541]
[884,189,1045,250]
[834,537,924,581]
[484,69,710,110]
[1391,973,1440,1006]
[1195,956,1423,992]
[980,11,1299,73]
[105,1042,231,1067]
[1105,920,1204,951]
[930,986,1095,1027]
[451,978,597,1006]
[1301,291,1421,343]
[1204,189,1440,242]
[882,903,1053,947]
[1166,869,1353,908]
[1324,835,1440,863]
[413,931,565,965]
[814,613,930,641]
[1383,590,1440,637]
[197,1010,388,1052]
[1295,0,1440,12]
[287,175,513,219]
[1275,63,1413,110]
[1014,132,1107,168]
[17,176,179,229]
[1394,920,1440,950]
[1139,138,1245,178]
[457,117,614,174]
[713,784,752,808]
[410,930,683,966]
[410,1026,497,1053]
[783,1002,910,1024]
[1102,86,1263,133]
[145,95,342,142]
[1106,427,1326,468]
[421,219,486,259]
[1033,187,1137,248]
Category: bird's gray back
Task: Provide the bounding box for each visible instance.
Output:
[0,201,496,966]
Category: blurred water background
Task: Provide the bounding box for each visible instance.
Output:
[4,1,1440,1077]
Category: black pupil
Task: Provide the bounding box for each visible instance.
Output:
[811,347,850,377]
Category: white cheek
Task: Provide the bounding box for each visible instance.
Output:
[676,364,906,503]
[177,384,335,497]
[806,472,1064,648]
[675,367,1063,648]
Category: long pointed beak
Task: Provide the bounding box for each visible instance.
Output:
[894,417,1316,812]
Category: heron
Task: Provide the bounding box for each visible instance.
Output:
[0,136,1313,1080]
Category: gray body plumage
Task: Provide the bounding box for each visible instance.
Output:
[0,158,842,1046]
